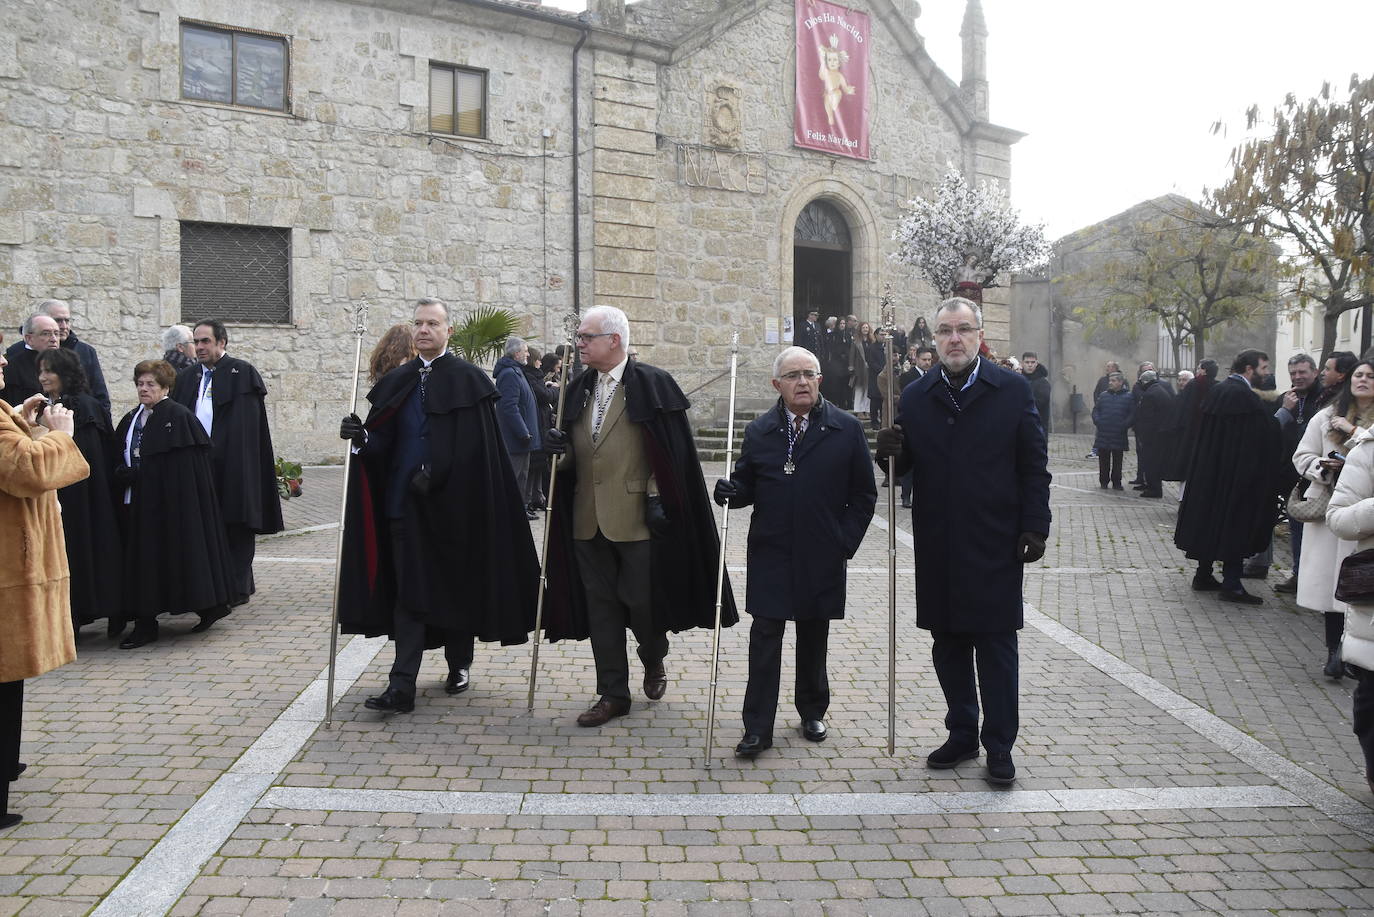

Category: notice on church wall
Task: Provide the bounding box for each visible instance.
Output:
[794,0,870,161]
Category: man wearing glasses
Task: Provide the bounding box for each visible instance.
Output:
[38,300,110,420]
[713,346,875,758]
[1,314,62,405]
[544,305,737,727]
[876,297,1051,786]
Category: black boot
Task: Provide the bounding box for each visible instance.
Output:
[1323,648,1345,680]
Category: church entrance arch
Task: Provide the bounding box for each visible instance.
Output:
[792,199,853,332]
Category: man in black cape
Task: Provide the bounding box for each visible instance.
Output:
[338,298,539,713]
[40,299,111,420]
[1174,349,1284,604]
[543,305,737,727]
[173,319,284,607]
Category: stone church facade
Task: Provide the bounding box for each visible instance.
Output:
[0,0,1021,460]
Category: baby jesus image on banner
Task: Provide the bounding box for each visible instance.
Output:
[795,0,871,160]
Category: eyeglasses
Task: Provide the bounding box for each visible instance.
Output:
[933,325,981,338]
[31,330,60,339]
[779,369,821,382]
[575,332,613,344]
[51,317,72,325]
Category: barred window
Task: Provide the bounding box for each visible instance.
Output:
[181,22,289,112]
[429,63,487,138]
[180,222,291,324]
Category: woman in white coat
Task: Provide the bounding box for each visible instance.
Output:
[1323,404,1374,796]
[1294,360,1374,679]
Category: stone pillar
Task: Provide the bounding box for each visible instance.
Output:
[960,0,989,121]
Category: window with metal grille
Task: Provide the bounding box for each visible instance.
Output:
[181,21,289,112]
[180,222,291,324]
[429,63,487,138]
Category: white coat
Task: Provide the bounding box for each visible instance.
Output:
[1325,425,1374,668]
[1294,405,1354,613]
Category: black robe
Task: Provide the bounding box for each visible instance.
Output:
[337,354,539,646]
[544,359,739,641]
[1162,376,1213,482]
[114,398,235,620]
[57,393,122,627]
[1,341,42,405]
[1174,377,1283,562]
[172,356,284,535]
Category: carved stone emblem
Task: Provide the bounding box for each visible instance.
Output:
[706,84,741,149]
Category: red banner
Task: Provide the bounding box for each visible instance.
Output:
[794,0,871,160]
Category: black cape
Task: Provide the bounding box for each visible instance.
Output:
[1174,377,1283,561]
[114,398,236,620]
[544,359,739,641]
[58,393,123,626]
[1,341,42,405]
[337,354,539,646]
[172,356,284,534]
[1162,376,1213,482]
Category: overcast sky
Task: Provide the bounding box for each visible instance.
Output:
[543,0,1372,240]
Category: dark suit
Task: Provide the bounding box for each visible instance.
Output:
[893,358,1051,755]
[722,398,875,740]
[796,320,820,354]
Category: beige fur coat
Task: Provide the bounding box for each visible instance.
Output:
[0,399,90,682]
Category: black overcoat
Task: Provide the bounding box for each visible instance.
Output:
[894,359,1052,633]
[58,393,122,626]
[544,359,739,640]
[172,356,284,535]
[1174,377,1283,562]
[724,398,875,621]
[337,354,539,646]
[1161,375,1214,482]
[114,398,235,620]
[1091,389,1135,451]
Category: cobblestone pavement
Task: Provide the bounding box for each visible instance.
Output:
[4,434,1374,915]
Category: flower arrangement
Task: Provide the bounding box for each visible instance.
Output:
[275,456,303,499]
[892,167,1050,295]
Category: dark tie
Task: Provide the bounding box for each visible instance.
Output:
[418,365,431,405]
[131,411,146,470]
[793,414,805,440]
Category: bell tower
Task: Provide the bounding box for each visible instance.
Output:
[960,0,989,120]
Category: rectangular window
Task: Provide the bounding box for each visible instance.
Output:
[181,22,288,112]
[429,63,487,138]
[180,222,291,324]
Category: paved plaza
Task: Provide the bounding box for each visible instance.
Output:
[4,432,1374,916]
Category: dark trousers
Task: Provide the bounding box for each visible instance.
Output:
[1130,434,1143,482]
[931,630,1018,754]
[574,533,668,702]
[1137,434,1161,491]
[741,616,830,740]
[226,524,257,604]
[386,520,474,695]
[0,681,20,817]
[1097,450,1123,486]
[1199,558,1245,591]
[1354,667,1374,779]
[1291,521,1304,577]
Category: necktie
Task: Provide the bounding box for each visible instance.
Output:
[131,410,146,470]
[793,414,805,439]
[593,373,616,441]
[419,365,431,405]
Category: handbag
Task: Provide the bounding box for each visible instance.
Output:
[1286,480,1331,523]
[1335,547,1374,604]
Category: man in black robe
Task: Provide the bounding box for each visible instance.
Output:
[1,314,61,406]
[543,305,737,727]
[338,297,539,713]
[173,319,284,607]
[1174,349,1283,605]
[1133,370,1174,498]
[40,300,110,420]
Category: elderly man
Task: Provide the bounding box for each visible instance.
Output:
[171,319,284,609]
[544,305,736,727]
[339,298,539,711]
[1133,370,1175,498]
[714,346,875,757]
[1,314,62,406]
[162,324,196,371]
[39,300,109,419]
[877,297,1052,785]
[493,336,541,522]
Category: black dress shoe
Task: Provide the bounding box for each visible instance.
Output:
[577,697,631,727]
[1218,588,1263,605]
[801,719,827,742]
[1138,490,1162,498]
[985,751,1016,786]
[363,688,415,713]
[9,763,26,782]
[1132,483,1147,490]
[643,662,667,701]
[1111,483,1124,491]
[1273,575,1298,594]
[191,605,231,633]
[444,668,471,695]
[1323,649,1345,680]
[0,813,21,830]
[734,734,772,758]
[119,621,159,649]
[926,739,979,769]
[1191,574,1222,591]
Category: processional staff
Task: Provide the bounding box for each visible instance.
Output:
[880,285,899,757]
[703,331,741,769]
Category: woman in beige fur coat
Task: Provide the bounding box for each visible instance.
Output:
[0,334,90,829]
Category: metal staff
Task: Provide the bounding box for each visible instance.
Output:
[326,299,369,728]
[881,287,899,756]
[526,339,575,713]
[704,331,741,769]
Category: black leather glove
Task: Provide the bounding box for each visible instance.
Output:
[714,478,741,507]
[1017,532,1046,564]
[645,494,671,536]
[544,427,568,455]
[340,413,366,445]
[875,424,905,461]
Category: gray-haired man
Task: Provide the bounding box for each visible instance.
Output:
[494,336,542,522]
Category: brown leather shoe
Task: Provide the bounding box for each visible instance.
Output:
[643,662,667,700]
[576,697,631,727]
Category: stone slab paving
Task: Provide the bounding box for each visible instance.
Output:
[2,442,1374,915]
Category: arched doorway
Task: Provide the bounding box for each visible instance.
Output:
[793,199,852,331]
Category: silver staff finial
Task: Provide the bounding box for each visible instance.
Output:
[351,298,370,337]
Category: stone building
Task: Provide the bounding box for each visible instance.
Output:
[1,0,1023,460]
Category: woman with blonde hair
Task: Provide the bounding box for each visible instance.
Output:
[368,323,417,384]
